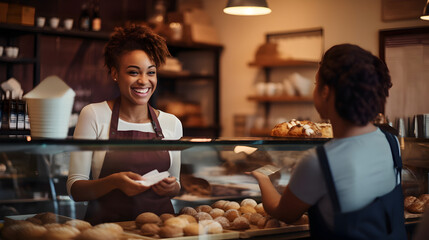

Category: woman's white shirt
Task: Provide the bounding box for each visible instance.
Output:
[67,101,183,196]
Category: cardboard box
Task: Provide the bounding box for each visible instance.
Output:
[188,23,220,45]
[7,4,35,26]
[0,2,8,23]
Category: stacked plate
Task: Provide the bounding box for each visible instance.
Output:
[23,76,75,139]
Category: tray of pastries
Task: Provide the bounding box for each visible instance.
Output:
[271,119,333,138]
[116,198,308,239]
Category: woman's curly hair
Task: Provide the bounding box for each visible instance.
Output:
[318,44,392,126]
[104,24,170,72]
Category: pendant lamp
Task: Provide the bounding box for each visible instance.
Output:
[223,0,271,16]
[421,0,429,20]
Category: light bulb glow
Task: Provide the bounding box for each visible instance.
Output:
[224,6,271,16]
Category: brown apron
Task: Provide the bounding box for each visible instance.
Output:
[84,98,174,225]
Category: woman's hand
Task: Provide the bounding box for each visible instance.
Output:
[152,177,180,197]
[245,170,271,183]
[109,171,149,196]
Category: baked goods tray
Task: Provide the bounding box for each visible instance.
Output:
[117,221,240,240]
[239,224,309,238]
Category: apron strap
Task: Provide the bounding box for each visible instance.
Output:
[109,97,164,139]
[316,146,342,213]
[381,130,402,180]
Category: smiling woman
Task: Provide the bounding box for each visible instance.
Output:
[67,25,183,225]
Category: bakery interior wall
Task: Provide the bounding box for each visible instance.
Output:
[200,0,429,137]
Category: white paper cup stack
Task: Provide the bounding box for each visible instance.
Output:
[23,76,75,139]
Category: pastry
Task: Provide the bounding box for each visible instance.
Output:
[271,119,323,138]
[404,196,417,209]
[65,219,92,231]
[15,223,48,240]
[224,201,240,211]
[44,225,80,240]
[135,212,161,228]
[241,198,258,208]
[257,217,269,229]
[241,213,252,221]
[26,216,43,225]
[44,223,64,229]
[164,217,189,229]
[35,212,58,224]
[224,209,240,222]
[214,216,231,229]
[75,227,119,240]
[178,214,197,224]
[140,223,160,236]
[159,226,184,238]
[265,218,280,228]
[203,220,223,234]
[212,200,229,210]
[316,123,333,138]
[183,223,203,236]
[249,213,264,225]
[179,207,197,217]
[160,213,175,222]
[93,223,123,235]
[232,216,250,230]
[255,203,266,216]
[408,199,425,213]
[418,194,429,204]
[239,205,257,214]
[209,208,225,219]
[194,212,213,222]
[196,205,213,213]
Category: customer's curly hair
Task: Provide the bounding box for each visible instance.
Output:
[318,44,392,126]
[104,24,170,72]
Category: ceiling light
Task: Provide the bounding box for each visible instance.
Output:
[223,0,271,16]
[421,0,429,20]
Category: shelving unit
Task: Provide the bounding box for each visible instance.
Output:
[247,28,323,137]
[0,23,223,138]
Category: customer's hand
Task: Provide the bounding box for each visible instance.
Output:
[245,170,271,183]
[110,172,149,196]
[152,177,179,196]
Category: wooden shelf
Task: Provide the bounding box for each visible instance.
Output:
[157,70,215,80]
[248,59,319,68]
[0,57,37,64]
[247,95,313,103]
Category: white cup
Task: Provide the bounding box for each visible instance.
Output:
[12,47,19,58]
[5,47,14,57]
[64,18,73,30]
[50,17,60,29]
[0,46,3,56]
[256,82,266,96]
[37,17,46,27]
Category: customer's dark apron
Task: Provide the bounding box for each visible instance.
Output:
[308,130,407,240]
[84,98,174,225]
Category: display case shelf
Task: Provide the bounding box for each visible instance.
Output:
[247,95,313,103]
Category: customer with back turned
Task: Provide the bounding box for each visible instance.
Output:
[67,25,183,224]
[249,44,406,239]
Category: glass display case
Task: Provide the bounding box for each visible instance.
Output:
[0,136,428,239]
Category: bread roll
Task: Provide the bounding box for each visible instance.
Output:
[183,223,203,236]
[239,205,257,214]
[16,223,48,240]
[255,203,266,216]
[194,212,213,222]
[159,226,184,238]
[212,200,229,210]
[265,218,280,228]
[418,194,429,204]
[65,220,92,231]
[224,201,240,211]
[160,213,175,222]
[271,120,322,138]
[196,205,212,213]
[257,217,269,229]
[224,209,240,222]
[164,217,189,229]
[178,214,197,224]
[179,207,197,217]
[93,223,123,235]
[249,213,264,225]
[408,199,425,213]
[214,216,231,229]
[232,216,250,230]
[404,196,418,209]
[240,198,257,208]
[36,212,58,224]
[209,208,225,219]
[44,225,80,240]
[135,212,161,228]
[203,221,223,234]
[76,227,118,240]
[140,223,160,236]
[291,215,309,225]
